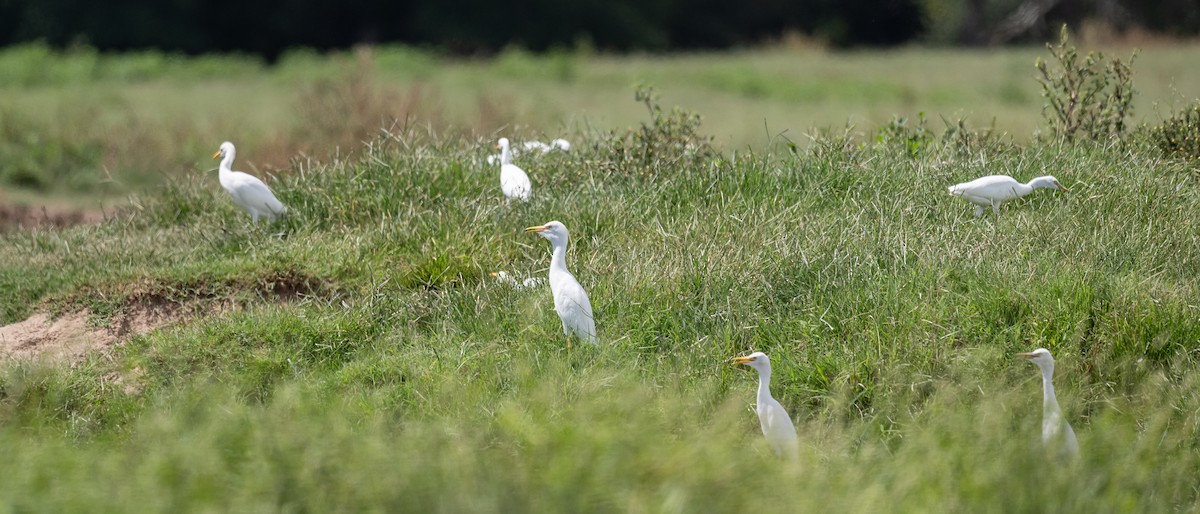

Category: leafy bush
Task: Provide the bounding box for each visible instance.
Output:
[1035,26,1136,143]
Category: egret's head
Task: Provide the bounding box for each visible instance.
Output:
[1018,347,1055,370]
[212,141,235,160]
[1032,176,1069,192]
[730,351,772,373]
[524,221,569,245]
[496,137,510,151]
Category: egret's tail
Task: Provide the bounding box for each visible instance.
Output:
[268,198,288,216]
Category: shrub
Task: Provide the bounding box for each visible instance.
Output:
[590,85,715,181]
[1146,101,1200,164]
[1035,26,1136,143]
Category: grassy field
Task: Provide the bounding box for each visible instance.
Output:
[2,43,1200,512]
[2,41,1200,200]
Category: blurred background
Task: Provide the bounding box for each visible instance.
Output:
[1,0,1199,223]
[4,0,1199,53]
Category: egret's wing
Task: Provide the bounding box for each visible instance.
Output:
[1063,421,1080,457]
[554,277,596,342]
[523,141,550,153]
[764,400,799,456]
[230,172,285,214]
[500,164,532,201]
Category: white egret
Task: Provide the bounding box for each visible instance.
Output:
[496,138,532,202]
[487,138,570,164]
[524,221,597,343]
[731,352,799,460]
[522,141,552,153]
[948,175,1068,217]
[549,138,571,152]
[212,142,287,224]
[490,271,546,290]
[1018,348,1080,458]
[522,139,571,154]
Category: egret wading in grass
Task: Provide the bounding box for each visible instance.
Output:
[212,142,287,224]
[730,352,799,460]
[948,175,1068,217]
[496,138,532,202]
[1019,348,1080,458]
[525,221,596,343]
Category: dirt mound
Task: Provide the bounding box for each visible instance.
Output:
[0,203,109,231]
[1,271,332,364]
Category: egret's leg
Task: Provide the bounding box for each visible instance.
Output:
[974,205,985,217]
[251,211,260,224]
[992,201,1000,216]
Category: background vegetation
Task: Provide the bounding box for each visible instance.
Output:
[3,36,1200,511]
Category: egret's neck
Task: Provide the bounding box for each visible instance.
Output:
[1014,180,1038,197]
[756,367,773,404]
[219,153,235,176]
[500,145,512,166]
[1040,364,1060,415]
[549,240,569,277]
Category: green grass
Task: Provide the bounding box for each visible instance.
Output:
[2,80,1200,511]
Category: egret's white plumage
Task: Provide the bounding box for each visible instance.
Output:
[522,138,571,154]
[525,221,596,343]
[487,138,570,164]
[948,175,1068,217]
[490,271,546,290]
[522,141,552,153]
[1019,348,1080,458]
[731,352,799,459]
[212,142,287,224]
[549,138,571,152]
[496,138,532,202]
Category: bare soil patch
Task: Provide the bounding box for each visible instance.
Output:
[0,301,188,363]
[0,202,109,231]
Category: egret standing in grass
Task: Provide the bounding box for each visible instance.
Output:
[212,141,287,224]
[525,221,596,343]
[731,352,799,460]
[496,137,532,202]
[948,175,1068,217]
[1019,348,1080,458]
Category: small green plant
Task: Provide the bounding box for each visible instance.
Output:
[1035,25,1136,143]
[876,113,933,158]
[1147,101,1200,164]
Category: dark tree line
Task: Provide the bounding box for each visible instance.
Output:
[0,0,1194,58]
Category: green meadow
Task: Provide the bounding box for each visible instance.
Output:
[2,42,1200,512]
